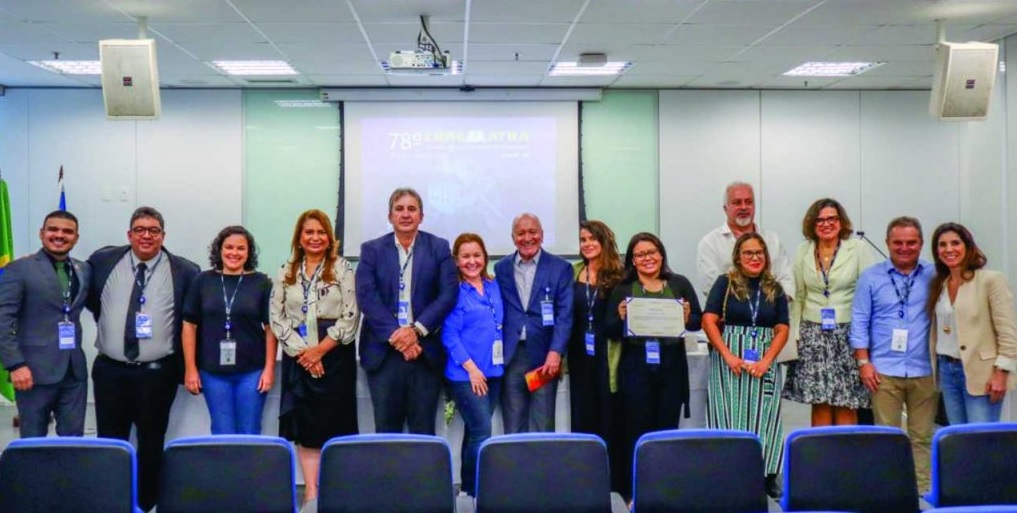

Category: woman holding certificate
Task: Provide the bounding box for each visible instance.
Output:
[604,232,701,499]
[702,232,789,499]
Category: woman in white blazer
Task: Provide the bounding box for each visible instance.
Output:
[927,222,1017,424]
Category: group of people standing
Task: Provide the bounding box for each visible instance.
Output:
[0,182,1014,510]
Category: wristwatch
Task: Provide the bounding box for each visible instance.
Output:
[856,358,870,368]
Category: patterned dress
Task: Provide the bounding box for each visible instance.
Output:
[705,275,788,475]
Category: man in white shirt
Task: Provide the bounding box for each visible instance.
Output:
[696,181,794,299]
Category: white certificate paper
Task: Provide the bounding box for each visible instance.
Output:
[625,297,685,338]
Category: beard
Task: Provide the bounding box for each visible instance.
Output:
[735,216,753,228]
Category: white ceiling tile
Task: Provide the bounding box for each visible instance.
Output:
[306,74,390,86]
[465,61,548,75]
[749,75,841,88]
[958,24,1017,43]
[277,43,376,63]
[348,0,465,23]
[914,1,1017,25]
[469,23,570,44]
[609,74,698,88]
[385,74,466,86]
[624,61,713,76]
[162,74,243,88]
[174,41,282,61]
[686,0,820,26]
[461,74,542,86]
[0,1,127,23]
[470,0,587,23]
[635,45,744,61]
[733,45,838,62]
[685,74,761,88]
[232,0,356,23]
[40,22,142,42]
[567,23,675,45]
[864,60,934,77]
[256,23,366,45]
[361,21,462,45]
[466,44,559,61]
[289,59,382,75]
[106,0,245,23]
[0,21,75,45]
[0,42,98,61]
[857,25,971,46]
[149,23,263,44]
[822,75,928,89]
[825,44,934,61]
[582,0,703,24]
[667,25,776,45]
[0,49,87,86]
[793,1,928,26]
[756,25,880,46]
[539,75,619,87]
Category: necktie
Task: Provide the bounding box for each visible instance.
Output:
[56,261,70,296]
[124,262,147,361]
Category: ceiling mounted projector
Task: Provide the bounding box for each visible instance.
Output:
[388,50,450,71]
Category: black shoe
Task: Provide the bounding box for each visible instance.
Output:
[764,474,782,499]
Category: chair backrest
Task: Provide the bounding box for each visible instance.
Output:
[927,507,1017,513]
[782,426,919,513]
[157,435,297,513]
[476,433,612,513]
[929,423,1017,508]
[318,434,454,513]
[633,429,767,513]
[0,437,139,513]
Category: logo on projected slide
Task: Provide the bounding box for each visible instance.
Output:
[388,130,530,150]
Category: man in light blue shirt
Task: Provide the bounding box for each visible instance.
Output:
[850,216,936,492]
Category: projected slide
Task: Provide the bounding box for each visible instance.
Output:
[344,102,580,257]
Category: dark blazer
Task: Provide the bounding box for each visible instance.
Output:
[0,250,91,385]
[494,250,574,369]
[356,231,458,373]
[85,245,200,357]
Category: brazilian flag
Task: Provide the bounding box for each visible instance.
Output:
[0,178,15,402]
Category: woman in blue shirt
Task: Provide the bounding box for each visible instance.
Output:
[442,233,504,497]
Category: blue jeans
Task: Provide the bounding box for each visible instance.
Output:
[200,369,267,435]
[450,378,501,496]
[938,356,1002,424]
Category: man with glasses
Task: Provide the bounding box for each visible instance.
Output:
[86,206,199,512]
[0,211,89,438]
[494,213,573,432]
[850,216,936,492]
[696,181,793,301]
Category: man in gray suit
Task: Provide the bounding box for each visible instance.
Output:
[0,210,90,437]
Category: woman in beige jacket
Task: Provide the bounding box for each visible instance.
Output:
[927,222,1017,424]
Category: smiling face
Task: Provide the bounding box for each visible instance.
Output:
[814,206,841,243]
[128,216,164,261]
[737,238,767,277]
[39,217,79,259]
[631,240,662,280]
[220,234,249,274]
[936,230,966,272]
[512,215,544,261]
[456,241,487,282]
[300,218,329,259]
[887,225,923,271]
[724,185,755,229]
[388,193,423,238]
[579,228,602,262]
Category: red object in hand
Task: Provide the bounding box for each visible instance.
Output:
[525,367,558,392]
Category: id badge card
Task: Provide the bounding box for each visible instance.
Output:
[298,323,307,338]
[585,331,596,356]
[540,300,554,326]
[57,321,76,350]
[397,300,410,327]
[820,308,837,331]
[743,348,760,363]
[645,339,661,365]
[135,313,153,339]
[891,328,909,352]
[492,338,505,366]
[219,340,237,366]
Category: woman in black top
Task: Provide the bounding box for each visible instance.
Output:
[605,232,702,499]
[182,225,276,434]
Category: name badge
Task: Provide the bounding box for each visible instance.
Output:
[541,300,554,326]
[397,300,410,327]
[298,323,307,338]
[645,339,661,365]
[891,328,909,352]
[585,331,595,356]
[219,340,236,366]
[821,308,837,331]
[135,313,153,339]
[743,348,760,363]
[492,338,504,366]
[57,321,76,350]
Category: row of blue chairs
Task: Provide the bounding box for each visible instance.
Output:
[1,423,1015,513]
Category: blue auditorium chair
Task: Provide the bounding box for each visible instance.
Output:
[926,507,1017,513]
[632,429,767,513]
[927,423,1017,508]
[782,425,919,513]
[157,435,298,513]
[0,437,142,513]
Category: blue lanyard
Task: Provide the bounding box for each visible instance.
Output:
[747,285,762,338]
[815,242,840,298]
[584,266,595,332]
[130,252,163,308]
[398,246,414,291]
[475,282,502,337]
[300,259,324,314]
[220,273,244,338]
[888,267,918,324]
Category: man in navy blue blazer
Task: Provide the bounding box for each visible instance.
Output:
[494,213,573,433]
[356,188,458,434]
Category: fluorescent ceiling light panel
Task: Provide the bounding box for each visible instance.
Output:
[28,60,102,75]
[381,60,463,75]
[548,61,633,76]
[784,61,885,77]
[211,60,298,76]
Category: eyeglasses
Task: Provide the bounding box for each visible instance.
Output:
[740,250,766,260]
[131,226,163,237]
[632,250,660,261]
[815,215,841,226]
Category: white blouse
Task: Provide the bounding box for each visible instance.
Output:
[935,289,960,359]
[269,258,360,357]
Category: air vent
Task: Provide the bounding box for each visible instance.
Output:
[244,78,299,84]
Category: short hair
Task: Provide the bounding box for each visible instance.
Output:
[511,213,543,233]
[130,206,165,229]
[42,210,78,228]
[388,188,423,214]
[208,225,259,271]
[801,198,854,241]
[452,232,492,281]
[885,216,923,241]
[724,181,754,205]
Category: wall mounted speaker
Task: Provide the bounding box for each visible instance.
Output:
[929,41,999,121]
[99,39,161,120]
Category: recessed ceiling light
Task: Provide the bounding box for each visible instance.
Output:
[783,61,884,77]
[28,60,102,75]
[548,61,633,76]
[381,60,463,76]
[210,60,298,76]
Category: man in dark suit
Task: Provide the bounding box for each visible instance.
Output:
[357,188,457,434]
[494,213,573,433]
[86,206,199,512]
[0,210,90,438]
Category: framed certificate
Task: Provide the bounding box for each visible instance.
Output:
[625,297,685,338]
